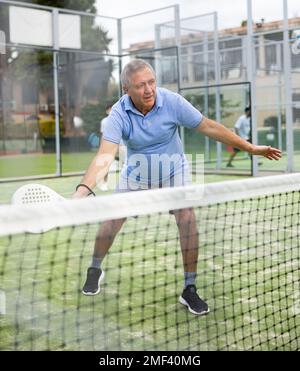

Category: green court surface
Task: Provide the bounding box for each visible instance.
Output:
[0,152,95,178]
[0,149,296,180]
[0,173,299,350]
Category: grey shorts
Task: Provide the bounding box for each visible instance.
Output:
[115,171,192,193]
[115,172,192,215]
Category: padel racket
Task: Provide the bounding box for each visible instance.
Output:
[11,183,65,205]
[11,184,66,233]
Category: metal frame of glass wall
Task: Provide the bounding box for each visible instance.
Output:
[0,0,298,180]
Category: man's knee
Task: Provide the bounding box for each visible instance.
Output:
[99,217,126,237]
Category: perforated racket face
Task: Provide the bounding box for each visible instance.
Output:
[12,184,65,205]
[11,184,65,234]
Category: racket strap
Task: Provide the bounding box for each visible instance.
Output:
[76,183,96,197]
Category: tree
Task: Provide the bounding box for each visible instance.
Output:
[184,92,239,120]
[11,0,113,136]
[18,0,96,13]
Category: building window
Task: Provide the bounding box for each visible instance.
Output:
[220,48,243,79]
[292,53,300,69]
[265,44,277,74]
[293,92,300,125]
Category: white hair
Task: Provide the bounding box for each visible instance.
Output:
[121,59,156,88]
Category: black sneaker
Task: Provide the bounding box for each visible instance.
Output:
[82,267,104,296]
[179,285,209,315]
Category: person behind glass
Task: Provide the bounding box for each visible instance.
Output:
[73,59,281,315]
[226,107,251,167]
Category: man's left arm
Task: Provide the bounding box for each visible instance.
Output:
[197,116,281,160]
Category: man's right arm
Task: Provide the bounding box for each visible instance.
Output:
[73,139,119,198]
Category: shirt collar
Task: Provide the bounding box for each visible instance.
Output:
[124,87,163,114]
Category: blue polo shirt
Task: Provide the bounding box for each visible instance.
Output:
[102,87,203,188]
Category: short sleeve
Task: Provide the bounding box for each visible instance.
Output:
[102,111,123,145]
[175,94,203,129]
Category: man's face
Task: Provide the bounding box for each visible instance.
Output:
[125,67,156,114]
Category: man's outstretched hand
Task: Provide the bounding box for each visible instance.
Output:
[250,145,282,160]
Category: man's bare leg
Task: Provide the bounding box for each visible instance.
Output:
[173,208,209,315]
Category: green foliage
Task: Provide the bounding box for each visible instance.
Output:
[80,103,106,134]
[19,0,97,13]
[14,50,53,93]
[10,0,113,136]
[81,20,112,53]
[264,114,286,128]
[184,93,239,119]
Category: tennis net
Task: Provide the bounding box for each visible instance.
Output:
[0,174,300,350]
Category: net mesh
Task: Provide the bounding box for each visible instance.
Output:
[0,174,300,350]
